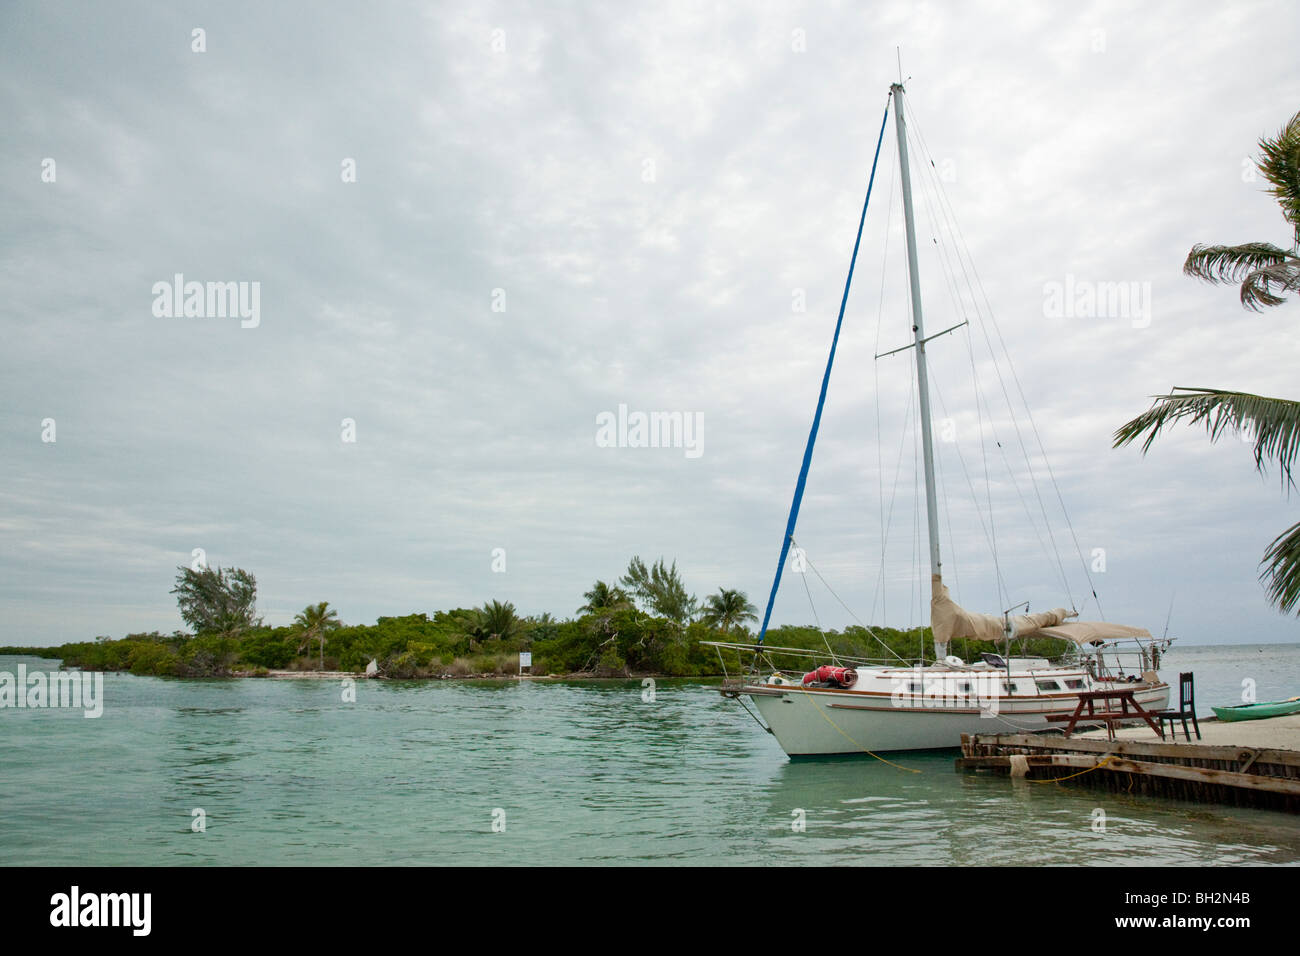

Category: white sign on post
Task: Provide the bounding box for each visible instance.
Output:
[519,652,532,678]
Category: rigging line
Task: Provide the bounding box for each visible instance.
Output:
[799,543,910,664]
[872,133,900,628]
[756,95,892,645]
[904,123,1073,615]
[876,342,916,627]
[734,695,773,734]
[963,318,1007,611]
[911,345,922,632]
[975,324,1079,611]
[798,561,841,666]
[917,158,1007,609]
[870,334,917,626]
[904,119,1073,606]
[906,126,977,333]
[717,645,776,732]
[904,108,1074,584]
[908,123,981,326]
[987,417,1070,596]
[871,138,901,356]
[931,402,961,607]
[933,377,1072,606]
[906,103,1092,615]
[871,130,900,358]
[902,119,1007,608]
[972,318,1073,604]
[903,130,1022,606]
[928,374,1009,603]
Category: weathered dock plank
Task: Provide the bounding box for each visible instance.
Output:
[963,732,1300,777]
[957,714,1300,813]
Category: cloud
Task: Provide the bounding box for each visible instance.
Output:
[2,0,1298,646]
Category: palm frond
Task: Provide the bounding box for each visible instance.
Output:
[1260,520,1300,615]
[1255,110,1300,229]
[1113,387,1300,489]
[1240,260,1300,310]
[1182,242,1292,285]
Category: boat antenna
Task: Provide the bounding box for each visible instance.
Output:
[1161,591,1176,640]
[895,47,911,86]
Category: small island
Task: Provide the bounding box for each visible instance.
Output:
[1,555,1068,681]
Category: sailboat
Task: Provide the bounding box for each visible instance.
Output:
[706,82,1171,756]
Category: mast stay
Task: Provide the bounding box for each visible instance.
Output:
[754,94,892,646]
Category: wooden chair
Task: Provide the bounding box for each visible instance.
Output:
[1153,672,1201,741]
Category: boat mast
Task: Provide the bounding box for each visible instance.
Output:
[891,82,945,660]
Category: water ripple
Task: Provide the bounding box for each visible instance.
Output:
[2,650,1298,865]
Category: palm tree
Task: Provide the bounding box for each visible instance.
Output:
[1114,110,1300,614]
[700,588,758,634]
[459,600,525,644]
[1182,111,1300,310]
[293,601,342,670]
[577,581,632,615]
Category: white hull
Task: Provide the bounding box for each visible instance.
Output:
[747,675,1170,756]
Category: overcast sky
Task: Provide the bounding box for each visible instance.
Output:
[3,0,1299,648]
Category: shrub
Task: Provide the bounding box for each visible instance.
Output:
[381,651,423,679]
[594,646,626,677]
[178,634,238,677]
[127,641,179,676]
[237,632,296,669]
[444,658,473,677]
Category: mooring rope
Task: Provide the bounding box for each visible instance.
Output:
[1026,753,1118,784]
[790,685,923,773]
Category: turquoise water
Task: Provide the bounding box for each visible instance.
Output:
[2,643,1298,866]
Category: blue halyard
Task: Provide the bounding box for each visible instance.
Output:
[756,96,893,645]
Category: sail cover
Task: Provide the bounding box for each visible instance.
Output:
[1037,622,1154,646]
[930,574,1070,644]
[930,575,1151,646]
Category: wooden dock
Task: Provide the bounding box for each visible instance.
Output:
[957,714,1300,813]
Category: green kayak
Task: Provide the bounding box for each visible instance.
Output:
[1211,697,1300,722]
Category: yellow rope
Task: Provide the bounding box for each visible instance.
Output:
[790,681,922,773]
[1027,753,1118,783]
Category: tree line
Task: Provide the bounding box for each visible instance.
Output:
[1,556,775,679]
[4,553,1077,679]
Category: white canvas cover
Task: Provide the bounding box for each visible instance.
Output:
[930,574,1070,644]
[930,574,1150,647]
[1037,622,1154,646]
